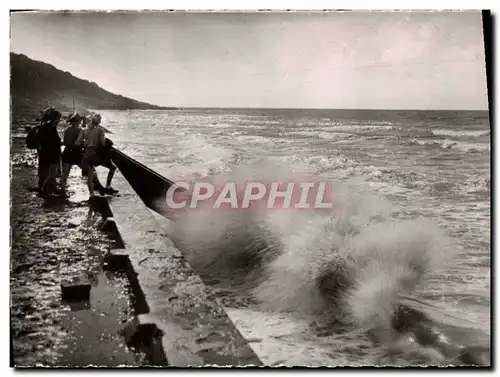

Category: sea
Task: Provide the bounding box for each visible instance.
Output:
[98,108,491,366]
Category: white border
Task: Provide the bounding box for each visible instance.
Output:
[2,1,499,10]
[2,1,497,375]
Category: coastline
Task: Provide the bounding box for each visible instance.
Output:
[10,120,261,367]
[10,126,143,366]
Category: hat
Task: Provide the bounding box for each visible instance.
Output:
[42,106,62,124]
[91,113,102,125]
[67,112,82,124]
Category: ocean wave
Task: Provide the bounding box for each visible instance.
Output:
[431,129,490,138]
[243,119,284,125]
[441,139,489,152]
[411,176,490,203]
[404,139,441,146]
[203,122,241,129]
[458,176,490,195]
[405,138,490,152]
[234,134,278,145]
[287,130,355,141]
[318,124,395,133]
[119,132,236,180]
[405,129,437,138]
[164,162,462,356]
[274,154,361,178]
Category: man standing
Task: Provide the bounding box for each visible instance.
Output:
[37,107,62,197]
[77,113,118,198]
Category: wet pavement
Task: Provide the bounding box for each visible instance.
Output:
[10,134,143,367]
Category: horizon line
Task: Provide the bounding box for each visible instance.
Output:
[140,106,490,112]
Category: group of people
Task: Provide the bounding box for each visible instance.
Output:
[32,106,118,199]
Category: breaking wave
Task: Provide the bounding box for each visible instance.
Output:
[166,161,458,355]
[458,176,490,195]
[405,138,489,152]
[431,129,490,138]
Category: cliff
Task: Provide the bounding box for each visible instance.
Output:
[10,53,176,122]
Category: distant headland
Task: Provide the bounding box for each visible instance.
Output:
[10,52,177,123]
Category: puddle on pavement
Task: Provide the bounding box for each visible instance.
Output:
[59,270,147,367]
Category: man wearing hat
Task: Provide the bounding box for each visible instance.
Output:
[60,112,108,197]
[77,113,118,198]
[37,106,63,196]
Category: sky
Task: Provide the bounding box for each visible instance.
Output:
[10,10,488,110]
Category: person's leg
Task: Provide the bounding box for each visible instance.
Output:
[37,155,42,188]
[56,158,62,179]
[60,163,72,193]
[100,155,118,193]
[38,164,46,190]
[87,166,96,198]
[41,174,50,195]
[50,164,60,193]
[105,164,116,188]
[41,164,58,195]
[52,159,61,190]
[38,157,49,191]
[81,148,95,198]
[93,174,106,194]
[78,162,105,193]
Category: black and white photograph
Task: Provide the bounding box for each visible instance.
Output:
[9,9,491,367]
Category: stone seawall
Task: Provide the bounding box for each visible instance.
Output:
[97,168,262,367]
